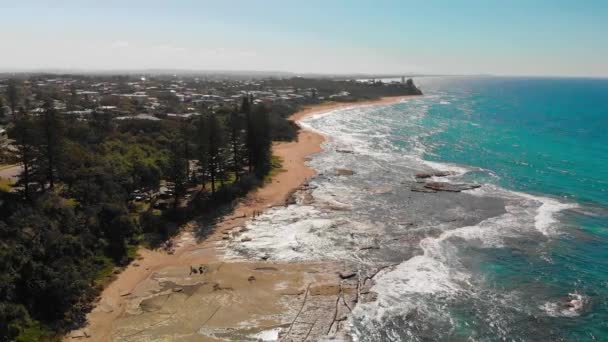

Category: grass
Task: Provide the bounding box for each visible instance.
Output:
[126,244,139,261]
[264,155,284,182]
[15,320,54,342]
[0,177,13,192]
[62,198,78,208]
[93,255,116,285]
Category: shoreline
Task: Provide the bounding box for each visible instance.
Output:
[69,95,417,341]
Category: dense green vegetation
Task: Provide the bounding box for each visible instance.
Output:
[0,76,421,341]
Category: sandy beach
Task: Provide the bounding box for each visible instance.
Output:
[68,95,415,341]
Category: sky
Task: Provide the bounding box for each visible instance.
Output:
[1,0,607,77]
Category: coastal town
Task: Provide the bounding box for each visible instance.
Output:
[0,74,418,125]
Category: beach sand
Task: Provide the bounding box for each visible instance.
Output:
[67,95,415,341]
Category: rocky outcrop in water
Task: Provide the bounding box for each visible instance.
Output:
[414,171,457,179]
[412,181,481,193]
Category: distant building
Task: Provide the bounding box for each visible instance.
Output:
[75,90,100,102]
[114,113,160,121]
[329,91,351,99]
[166,113,201,121]
[96,106,118,113]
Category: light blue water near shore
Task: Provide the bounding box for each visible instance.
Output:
[228,77,608,341]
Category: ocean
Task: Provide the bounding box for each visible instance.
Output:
[226,77,608,341]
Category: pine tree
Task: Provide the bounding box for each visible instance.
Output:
[243,98,255,173]
[168,141,187,208]
[6,79,20,120]
[228,111,244,180]
[180,121,193,181]
[206,113,224,195]
[250,106,272,178]
[39,101,64,190]
[240,95,251,115]
[0,97,5,119]
[196,116,209,189]
[12,117,38,199]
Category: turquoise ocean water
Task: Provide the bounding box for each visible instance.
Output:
[387,77,608,340]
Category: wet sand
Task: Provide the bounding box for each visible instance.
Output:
[67,96,416,341]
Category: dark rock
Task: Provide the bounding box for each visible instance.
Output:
[423,182,481,192]
[336,168,355,176]
[339,271,357,279]
[336,149,354,154]
[415,171,457,179]
[254,266,279,271]
[411,186,437,193]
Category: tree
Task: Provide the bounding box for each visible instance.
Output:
[11,118,38,199]
[244,100,255,173]
[167,141,187,208]
[67,84,79,111]
[196,116,209,189]
[249,106,272,177]
[6,79,20,120]
[0,97,5,119]
[39,101,65,190]
[205,113,225,195]
[240,95,251,115]
[180,121,194,181]
[98,203,137,264]
[228,111,244,180]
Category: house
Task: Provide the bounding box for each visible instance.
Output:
[75,90,100,102]
[166,113,201,121]
[329,91,351,99]
[115,92,149,105]
[96,106,118,113]
[114,114,160,121]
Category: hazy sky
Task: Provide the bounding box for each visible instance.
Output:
[1,0,607,77]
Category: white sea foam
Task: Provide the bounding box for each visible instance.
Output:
[540,293,587,317]
[515,192,578,235]
[250,328,282,341]
[467,184,578,236]
[223,201,381,262]
[419,159,471,176]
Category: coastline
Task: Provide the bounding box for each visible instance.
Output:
[69,95,416,341]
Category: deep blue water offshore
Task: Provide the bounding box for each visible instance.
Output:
[229,77,608,341]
